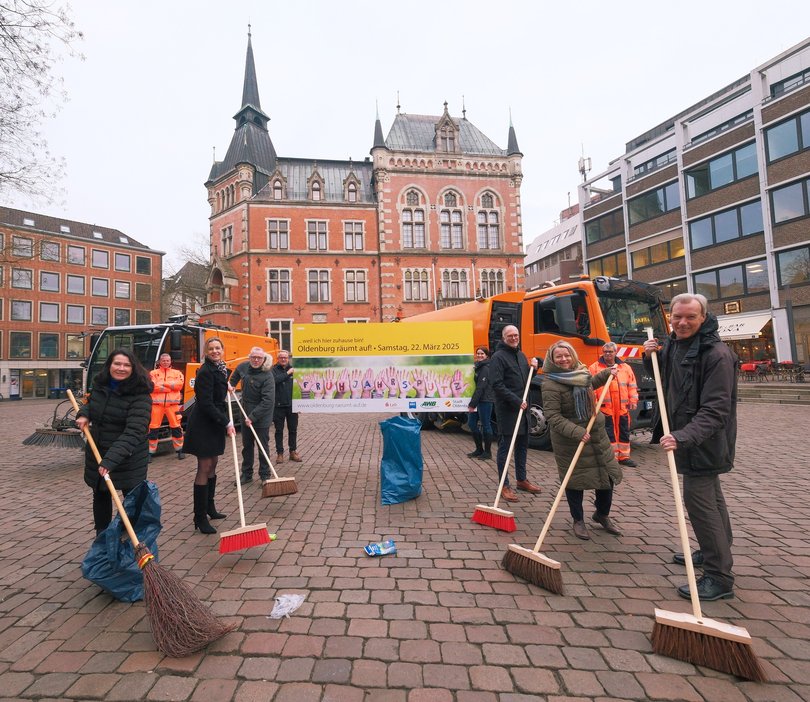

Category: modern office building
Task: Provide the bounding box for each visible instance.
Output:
[0,206,163,398]
[579,37,810,363]
[524,204,584,289]
[203,32,525,346]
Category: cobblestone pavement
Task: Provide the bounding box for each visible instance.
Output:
[1,398,809,701]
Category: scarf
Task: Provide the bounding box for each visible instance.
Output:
[208,358,228,377]
[542,353,595,421]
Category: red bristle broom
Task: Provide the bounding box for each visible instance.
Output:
[229,391,297,498]
[219,396,273,554]
[644,329,766,681]
[67,390,233,657]
[502,377,613,595]
[471,367,534,532]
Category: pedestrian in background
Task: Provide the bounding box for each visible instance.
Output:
[75,349,152,535]
[183,337,234,534]
[488,325,542,502]
[229,346,275,485]
[467,346,495,460]
[543,340,623,540]
[643,293,738,601]
[148,353,186,461]
[588,342,639,467]
[272,350,301,463]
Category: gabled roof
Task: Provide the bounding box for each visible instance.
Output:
[0,205,157,251]
[255,159,375,203]
[385,113,506,156]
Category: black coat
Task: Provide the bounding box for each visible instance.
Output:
[643,314,737,476]
[469,358,495,408]
[184,359,231,458]
[272,363,294,408]
[78,382,152,493]
[230,356,275,428]
[488,341,532,436]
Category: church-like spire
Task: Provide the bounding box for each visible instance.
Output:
[240,25,262,111]
[372,101,386,149]
[507,110,522,156]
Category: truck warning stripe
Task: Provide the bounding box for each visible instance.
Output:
[616,346,639,358]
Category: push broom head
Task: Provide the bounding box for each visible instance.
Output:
[261,477,298,498]
[218,523,273,554]
[501,543,564,595]
[471,504,516,532]
[22,428,85,449]
[651,608,767,681]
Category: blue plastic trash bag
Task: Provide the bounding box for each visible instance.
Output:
[81,480,162,602]
[379,416,423,505]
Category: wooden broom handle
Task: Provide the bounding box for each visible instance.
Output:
[66,389,141,548]
[645,328,703,620]
[229,390,280,479]
[227,397,248,528]
[492,366,534,510]
[531,374,613,553]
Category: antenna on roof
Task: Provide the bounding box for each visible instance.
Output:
[578,143,591,183]
[212,146,216,163]
[462,95,466,120]
[396,91,401,114]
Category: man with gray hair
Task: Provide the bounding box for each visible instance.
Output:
[643,293,738,601]
[229,347,275,485]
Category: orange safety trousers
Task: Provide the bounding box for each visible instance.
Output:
[148,403,183,454]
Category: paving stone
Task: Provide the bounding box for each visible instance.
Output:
[146,674,198,701]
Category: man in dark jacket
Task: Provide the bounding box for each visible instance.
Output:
[229,347,276,484]
[272,350,301,462]
[643,293,737,601]
[488,325,541,502]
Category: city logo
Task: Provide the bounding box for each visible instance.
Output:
[443,400,452,408]
[408,401,417,409]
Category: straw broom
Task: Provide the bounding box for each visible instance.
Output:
[218,397,273,554]
[644,329,766,681]
[502,376,613,594]
[67,390,233,657]
[229,391,297,498]
[471,368,535,532]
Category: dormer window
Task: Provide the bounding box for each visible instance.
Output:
[347,182,357,203]
[312,181,321,201]
[441,126,455,152]
[273,180,283,200]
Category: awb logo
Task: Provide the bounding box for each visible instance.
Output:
[421,401,437,407]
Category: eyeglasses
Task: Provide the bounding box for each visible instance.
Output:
[249,356,264,360]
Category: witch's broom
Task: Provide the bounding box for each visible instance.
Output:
[644,329,766,681]
[229,391,297,498]
[218,396,273,554]
[502,376,613,594]
[67,390,233,657]
[471,368,534,533]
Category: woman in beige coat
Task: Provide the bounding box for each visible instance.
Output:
[542,341,624,540]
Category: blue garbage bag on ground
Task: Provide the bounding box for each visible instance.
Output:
[81,480,162,602]
[379,416,423,505]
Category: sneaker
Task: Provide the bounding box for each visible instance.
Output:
[677,575,733,601]
[516,479,542,494]
[501,486,519,503]
[618,458,637,467]
[591,511,622,535]
[572,520,590,540]
[672,550,704,566]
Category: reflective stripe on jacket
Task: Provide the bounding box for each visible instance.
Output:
[149,367,185,405]
[587,358,638,416]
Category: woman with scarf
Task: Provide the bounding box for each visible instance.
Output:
[183,337,235,534]
[542,341,623,540]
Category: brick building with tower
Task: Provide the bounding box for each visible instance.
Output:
[203,31,525,348]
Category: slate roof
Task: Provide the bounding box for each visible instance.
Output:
[255,158,375,203]
[385,113,506,156]
[0,205,157,252]
[208,121,277,183]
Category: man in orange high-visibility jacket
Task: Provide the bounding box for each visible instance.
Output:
[588,342,639,467]
[148,353,186,461]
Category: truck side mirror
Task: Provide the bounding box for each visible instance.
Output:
[170,329,183,350]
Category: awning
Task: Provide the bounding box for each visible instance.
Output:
[716,312,772,341]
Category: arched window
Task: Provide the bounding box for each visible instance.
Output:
[444,191,457,207]
[480,269,505,297]
[406,190,419,206]
[441,269,469,299]
[273,180,283,200]
[404,269,430,301]
[402,191,425,248]
[440,192,464,249]
[481,193,494,209]
[347,182,357,203]
[312,181,321,201]
[477,193,500,249]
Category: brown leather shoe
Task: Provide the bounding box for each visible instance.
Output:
[289,451,302,462]
[501,486,519,503]
[572,520,590,540]
[591,511,622,536]
[276,453,284,464]
[516,479,542,494]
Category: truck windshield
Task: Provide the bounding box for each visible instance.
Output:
[597,293,668,344]
[86,327,166,391]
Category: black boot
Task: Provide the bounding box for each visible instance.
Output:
[176,450,186,460]
[207,476,226,519]
[478,433,494,460]
[467,431,484,458]
[193,484,216,534]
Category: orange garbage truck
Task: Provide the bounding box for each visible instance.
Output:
[401,276,670,449]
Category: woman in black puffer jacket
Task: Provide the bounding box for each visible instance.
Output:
[76,349,153,534]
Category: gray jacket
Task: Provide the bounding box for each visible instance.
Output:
[230,355,276,428]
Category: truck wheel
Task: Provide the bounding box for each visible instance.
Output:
[527,395,552,451]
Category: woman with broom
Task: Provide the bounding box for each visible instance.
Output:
[75,349,153,535]
[183,337,235,534]
[542,341,624,540]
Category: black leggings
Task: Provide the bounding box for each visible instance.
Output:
[92,486,130,534]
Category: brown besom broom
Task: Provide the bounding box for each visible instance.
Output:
[219,396,273,554]
[471,367,535,532]
[229,391,297,498]
[645,329,766,681]
[67,390,233,657]
[502,376,613,594]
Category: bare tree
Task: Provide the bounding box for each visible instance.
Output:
[0,1,83,198]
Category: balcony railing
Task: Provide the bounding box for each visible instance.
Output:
[200,301,239,314]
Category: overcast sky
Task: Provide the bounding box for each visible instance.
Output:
[6,1,810,270]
